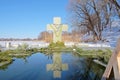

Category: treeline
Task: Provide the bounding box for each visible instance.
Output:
[0,38,37,41]
[38,30,83,42]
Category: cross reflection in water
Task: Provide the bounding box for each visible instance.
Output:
[46,52,68,78]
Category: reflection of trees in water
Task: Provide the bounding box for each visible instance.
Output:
[45,53,53,60]
[67,58,105,80]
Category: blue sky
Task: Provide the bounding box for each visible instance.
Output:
[0,0,69,38]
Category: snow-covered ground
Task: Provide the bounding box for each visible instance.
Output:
[0,41,49,50]
[81,19,120,48]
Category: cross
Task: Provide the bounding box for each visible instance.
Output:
[47,17,68,43]
[46,52,68,78]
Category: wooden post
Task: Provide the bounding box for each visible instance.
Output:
[101,38,120,80]
[117,55,120,74]
[116,38,120,78]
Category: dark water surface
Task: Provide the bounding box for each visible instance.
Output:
[0,52,105,80]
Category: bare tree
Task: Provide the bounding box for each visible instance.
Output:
[68,0,112,41]
[109,0,120,18]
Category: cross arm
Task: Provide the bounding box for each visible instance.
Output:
[47,24,53,31]
[62,64,68,70]
[62,24,68,31]
[46,64,53,71]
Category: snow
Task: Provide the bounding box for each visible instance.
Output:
[0,41,49,49]
[81,19,120,48]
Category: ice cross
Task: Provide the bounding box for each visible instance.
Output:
[47,17,68,43]
[46,52,68,78]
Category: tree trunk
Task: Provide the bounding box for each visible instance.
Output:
[93,30,102,41]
